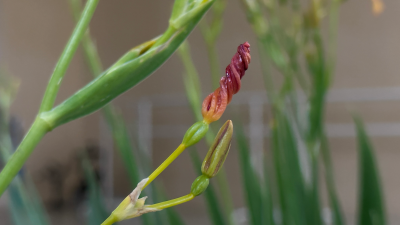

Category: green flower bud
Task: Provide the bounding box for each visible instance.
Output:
[201,120,233,178]
[182,121,209,147]
[190,175,209,196]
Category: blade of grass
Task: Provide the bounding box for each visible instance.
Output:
[263,155,276,225]
[271,112,307,225]
[321,135,345,225]
[354,116,386,225]
[235,122,265,225]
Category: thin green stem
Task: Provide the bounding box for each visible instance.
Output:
[143,144,186,189]
[206,43,221,90]
[148,194,195,210]
[327,0,340,84]
[0,118,49,196]
[39,0,99,113]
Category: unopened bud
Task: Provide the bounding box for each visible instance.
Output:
[182,121,209,147]
[201,120,233,178]
[190,175,210,196]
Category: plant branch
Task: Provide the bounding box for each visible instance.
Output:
[39,0,99,113]
[0,0,99,197]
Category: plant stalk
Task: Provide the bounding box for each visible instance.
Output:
[143,144,186,189]
[0,0,99,197]
[0,118,49,196]
[39,0,99,113]
[101,214,118,225]
[149,193,195,209]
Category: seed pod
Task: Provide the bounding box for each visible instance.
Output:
[201,120,233,178]
[40,0,215,129]
[190,175,210,196]
[182,121,209,147]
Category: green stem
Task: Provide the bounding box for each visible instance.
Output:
[101,214,118,225]
[206,43,221,90]
[39,0,99,113]
[0,0,99,198]
[148,193,195,210]
[327,0,340,84]
[0,118,49,196]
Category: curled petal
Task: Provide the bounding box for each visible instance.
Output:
[202,42,251,123]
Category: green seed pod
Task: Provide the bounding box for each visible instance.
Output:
[201,120,233,178]
[190,175,209,196]
[182,121,209,147]
[39,0,215,130]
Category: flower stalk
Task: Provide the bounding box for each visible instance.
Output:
[0,0,100,197]
[107,120,233,224]
[143,42,251,189]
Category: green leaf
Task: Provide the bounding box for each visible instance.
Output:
[236,122,270,225]
[354,116,386,225]
[263,155,276,225]
[271,112,307,225]
[321,135,345,225]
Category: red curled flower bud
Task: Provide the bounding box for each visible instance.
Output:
[202,42,251,124]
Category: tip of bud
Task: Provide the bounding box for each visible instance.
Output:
[201,120,233,178]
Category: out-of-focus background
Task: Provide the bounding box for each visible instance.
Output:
[0,0,400,224]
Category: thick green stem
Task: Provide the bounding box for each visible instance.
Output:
[0,0,99,198]
[101,214,118,225]
[39,0,99,113]
[0,118,49,196]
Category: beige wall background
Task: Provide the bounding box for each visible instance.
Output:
[1,0,400,224]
